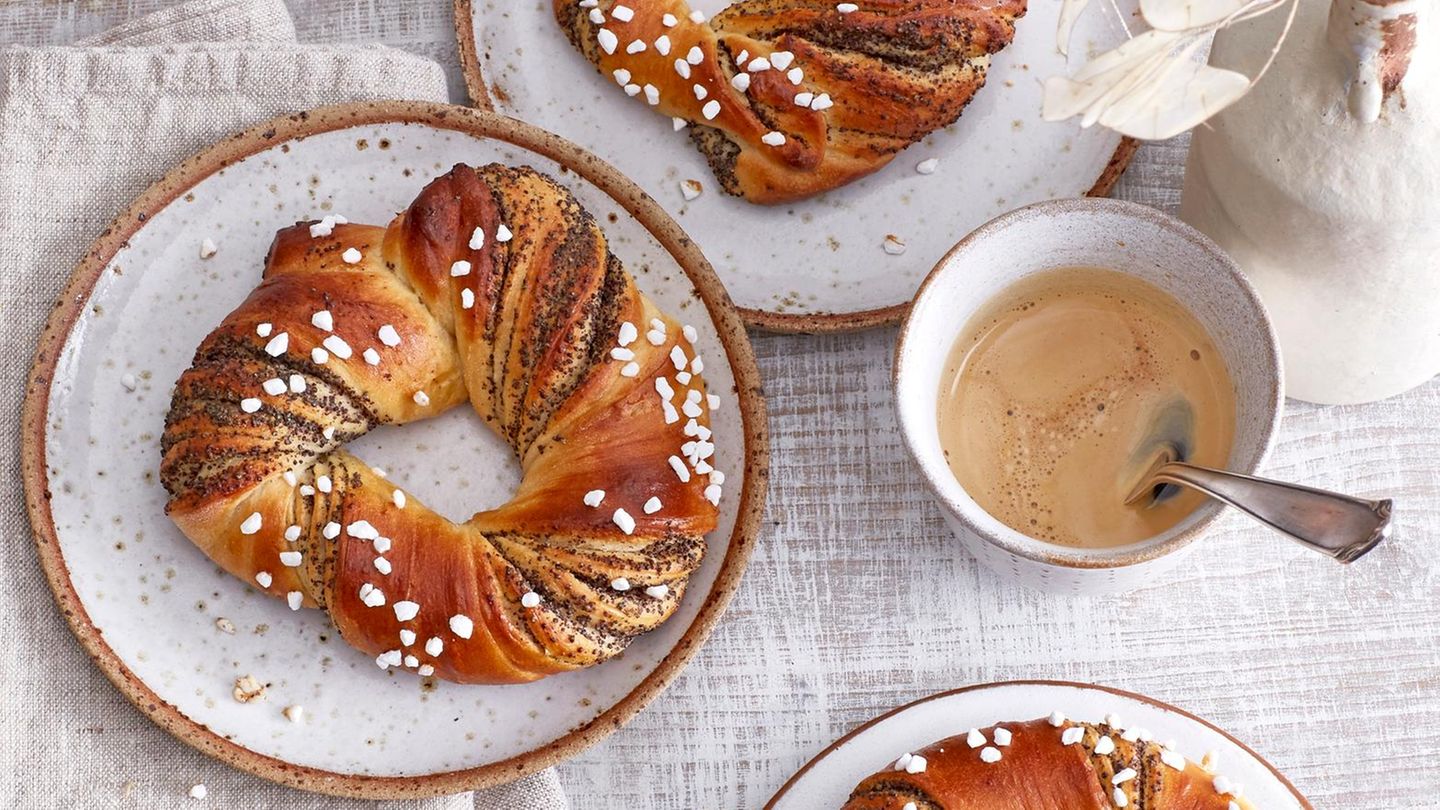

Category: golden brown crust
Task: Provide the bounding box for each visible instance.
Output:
[554,0,1026,203]
[160,164,721,683]
[842,718,1256,810]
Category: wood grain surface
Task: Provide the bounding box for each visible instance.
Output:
[5,2,1439,808]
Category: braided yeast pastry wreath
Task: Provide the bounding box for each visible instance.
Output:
[844,716,1256,810]
[160,164,724,684]
[555,0,1027,203]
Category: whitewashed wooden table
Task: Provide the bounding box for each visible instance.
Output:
[6,2,1440,807]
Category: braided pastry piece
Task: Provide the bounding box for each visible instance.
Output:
[160,164,723,684]
[844,717,1256,810]
[555,0,1026,203]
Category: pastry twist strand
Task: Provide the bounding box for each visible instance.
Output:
[555,0,1027,203]
[160,164,722,684]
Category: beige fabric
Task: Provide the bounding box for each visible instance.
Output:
[0,0,566,807]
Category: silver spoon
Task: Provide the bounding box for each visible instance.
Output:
[1122,400,1392,563]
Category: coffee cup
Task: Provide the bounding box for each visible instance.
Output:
[894,198,1282,595]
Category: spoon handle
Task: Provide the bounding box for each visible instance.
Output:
[1148,462,1391,562]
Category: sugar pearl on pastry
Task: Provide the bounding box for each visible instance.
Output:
[284,525,301,542]
[643,496,662,514]
[521,591,542,608]
[810,93,833,111]
[322,522,340,539]
[359,583,386,607]
[311,310,334,331]
[584,489,605,507]
[1105,713,1123,727]
[906,754,928,773]
[1113,768,1138,785]
[597,28,618,54]
[391,490,406,509]
[450,260,472,277]
[374,557,392,575]
[672,116,687,131]
[393,601,420,621]
[240,512,262,535]
[747,57,771,72]
[1048,711,1067,728]
[374,536,392,553]
[902,804,916,810]
[495,224,513,242]
[683,399,703,419]
[966,730,986,750]
[669,345,687,369]
[626,39,646,54]
[708,393,720,409]
[654,36,671,56]
[311,347,329,364]
[625,83,641,97]
[378,324,401,346]
[461,289,475,309]
[190,784,208,799]
[662,401,680,423]
[662,12,677,25]
[644,84,660,105]
[300,484,315,496]
[647,328,666,345]
[769,50,795,70]
[893,753,913,771]
[279,551,302,567]
[794,91,814,107]
[375,649,401,669]
[413,390,430,406]
[322,335,352,359]
[613,508,636,535]
[620,361,640,377]
[417,664,435,676]
[710,470,725,486]
[656,377,675,399]
[761,131,786,147]
[263,332,288,356]
[372,466,387,478]
[916,157,940,175]
[689,9,705,22]
[260,377,285,396]
[702,100,721,120]
[256,322,272,337]
[618,321,638,346]
[610,577,631,591]
[668,456,691,482]
[322,426,336,441]
[737,50,750,65]
[316,475,332,493]
[255,571,273,588]
[692,84,708,100]
[347,520,379,540]
[703,484,722,505]
[1061,727,1085,745]
[611,4,634,21]
[979,747,1001,764]
[425,637,444,656]
[611,347,635,361]
[685,45,704,65]
[342,248,362,264]
[1095,735,1115,755]
[363,347,381,365]
[1113,788,1129,808]
[677,371,692,385]
[644,584,669,598]
[787,67,804,84]
[1213,775,1236,795]
[589,7,604,23]
[837,3,858,12]
[993,727,1012,746]
[449,614,474,639]
[287,592,303,610]
[1160,748,1187,771]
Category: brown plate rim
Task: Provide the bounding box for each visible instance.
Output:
[763,679,1315,809]
[20,100,770,800]
[451,0,1140,334]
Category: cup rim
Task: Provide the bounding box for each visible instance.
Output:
[894,197,1284,570]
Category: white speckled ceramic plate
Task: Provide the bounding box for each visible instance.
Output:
[21,102,768,798]
[766,681,1311,809]
[455,0,1139,331]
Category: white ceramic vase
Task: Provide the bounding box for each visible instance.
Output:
[1181,0,1438,404]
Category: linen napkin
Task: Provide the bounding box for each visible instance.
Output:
[0,1,568,807]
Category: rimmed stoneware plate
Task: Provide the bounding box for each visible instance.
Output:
[21,101,768,799]
[454,0,1140,332]
[767,681,1312,809]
